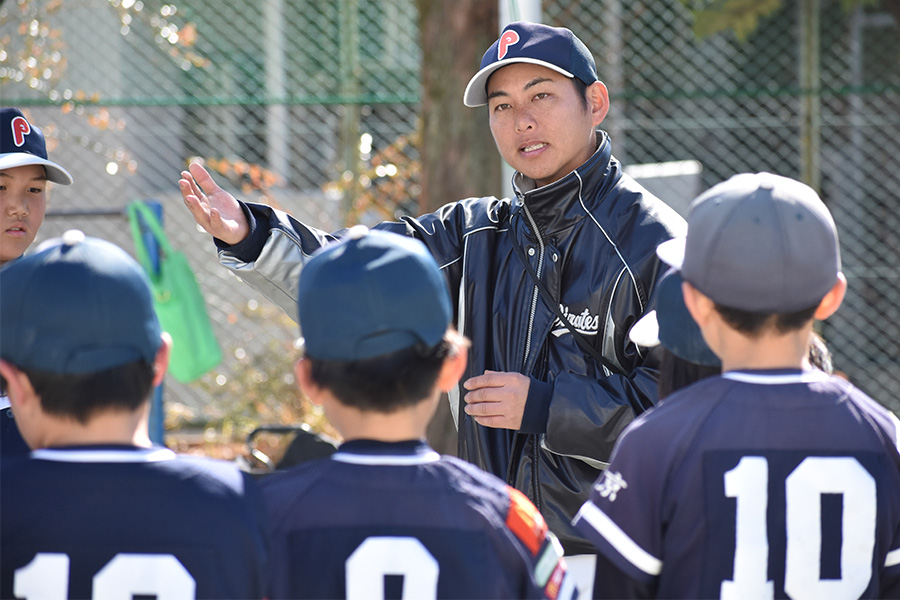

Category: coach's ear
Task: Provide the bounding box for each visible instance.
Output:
[588,81,610,126]
[814,273,847,321]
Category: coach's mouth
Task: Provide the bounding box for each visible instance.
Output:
[4,224,27,238]
[520,142,548,155]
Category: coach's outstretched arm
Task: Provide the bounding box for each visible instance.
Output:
[179,163,250,246]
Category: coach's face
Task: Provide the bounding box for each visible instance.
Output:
[486,63,609,188]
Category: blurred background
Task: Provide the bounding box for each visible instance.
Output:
[3,0,898,459]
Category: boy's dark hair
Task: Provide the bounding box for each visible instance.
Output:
[22,360,155,424]
[658,349,721,399]
[309,333,465,413]
[713,303,819,338]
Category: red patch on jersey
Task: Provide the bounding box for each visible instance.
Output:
[505,486,547,555]
[498,30,520,60]
[11,116,31,147]
[545,563,566,600]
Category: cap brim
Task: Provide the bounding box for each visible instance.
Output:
[628,310,661,348]
[0,153,73,185]
[656,237,686,270]
[463,58,575,107]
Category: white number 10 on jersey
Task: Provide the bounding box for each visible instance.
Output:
[721,455,876,600]
[15,553,195,599]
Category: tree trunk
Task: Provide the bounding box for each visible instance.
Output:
[418,0,501,455]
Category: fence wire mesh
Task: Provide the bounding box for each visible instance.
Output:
[2,0,898,438]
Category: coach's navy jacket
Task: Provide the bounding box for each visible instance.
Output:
[215,131,686,554]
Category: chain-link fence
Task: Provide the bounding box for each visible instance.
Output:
[544,0,900,412]
[3,0,898,438]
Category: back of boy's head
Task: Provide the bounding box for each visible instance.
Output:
[0,107,73,184]
[658,172,841,331]
[0,230,162,419]
[296,227,454,410]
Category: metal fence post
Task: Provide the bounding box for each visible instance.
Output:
[138,200,166,446]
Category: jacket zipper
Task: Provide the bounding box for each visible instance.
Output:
[520,204,545,370]
[514,203,546,509]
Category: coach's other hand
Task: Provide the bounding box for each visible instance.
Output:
[463,370,529,430]
[179,162,250,246]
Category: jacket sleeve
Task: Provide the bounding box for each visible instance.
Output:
[542,355,663,466]
[215,199,482,321]
[541,249,669,466]
[215,202,342,319]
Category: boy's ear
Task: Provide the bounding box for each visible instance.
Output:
[152,333,172,388]
[294,358,324,406]
[436,347,468,394]
[682,281,715,328]
[0,360,37,413]
[814,273,847,321]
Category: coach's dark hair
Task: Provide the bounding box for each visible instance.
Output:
[571,77,590,111]
[22,360,155,424]
[657,349,720,399]
[308,330,467,413]
[713,303,819,338]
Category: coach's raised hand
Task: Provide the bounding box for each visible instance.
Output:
[179,162,249,246]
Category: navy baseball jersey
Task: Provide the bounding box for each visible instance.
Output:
[0,404,30,459]
[573,369,900,599]
[261,439,576,600]
[1,445,269,599]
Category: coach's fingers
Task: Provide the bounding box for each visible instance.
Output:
[471,415,513,429]
[187,162,222,196]
[466,403,518,429]
[464,399,509,430]
[188,176,209,208]
[179,181,213,226]
[463,370,507,391]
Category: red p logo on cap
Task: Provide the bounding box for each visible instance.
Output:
[11,116,31,147]
[498,30,520,60]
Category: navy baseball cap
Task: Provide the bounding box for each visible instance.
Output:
[0,108,73,184]
[657,172,841,313]
[463,21,599,107]
[0,230,162,374]
[297,227,453,361]
[629,268,721,367]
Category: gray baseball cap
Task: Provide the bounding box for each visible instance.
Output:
[657,172,841,313]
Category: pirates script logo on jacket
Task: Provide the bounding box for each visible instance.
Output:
[550,304,601,337]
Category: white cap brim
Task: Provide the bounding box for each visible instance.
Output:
[628,310,660,348]
[463,58,575,107]
[0,152,73,185]
[656,237,686,270]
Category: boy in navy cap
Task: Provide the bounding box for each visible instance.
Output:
[1,107,75,458]
[261,226,575,600]
[573,173,900,598]
[178,23,685,592]
[0,107,72,265]
[0,232,268,599]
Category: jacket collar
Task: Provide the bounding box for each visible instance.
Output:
[512,130,618,235]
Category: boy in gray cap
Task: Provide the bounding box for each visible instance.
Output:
[572,172,900,598]
[260,226,575,599]
[0,232,268,599]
